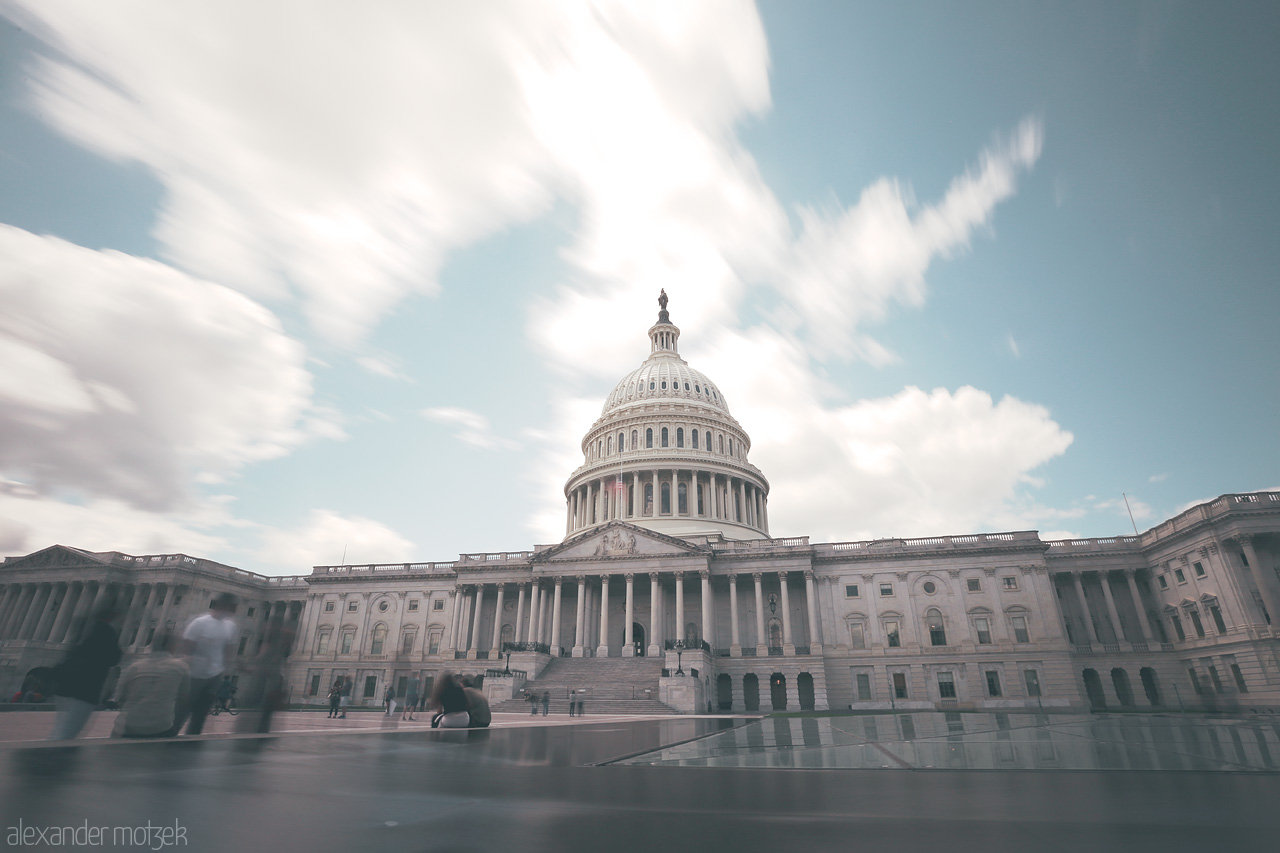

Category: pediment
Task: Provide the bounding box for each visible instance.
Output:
[534,522,707,563]
[1,544,108,572]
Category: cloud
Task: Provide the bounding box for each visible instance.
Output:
[356,354,412,382]
[1006,333,1021,358]
[1148,473,1168,483]
[0,225,321,512]
[423,407,519,451]
[257,509,416,572]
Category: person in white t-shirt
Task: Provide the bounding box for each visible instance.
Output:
[181,593,238,735]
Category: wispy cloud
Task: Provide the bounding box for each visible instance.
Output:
[1148,473,1168,483]
[423,407,518,451]
[1006,333,1021,358]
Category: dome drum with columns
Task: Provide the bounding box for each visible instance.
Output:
[564,295,770,542]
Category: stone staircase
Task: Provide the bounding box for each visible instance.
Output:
[490,656,677,716]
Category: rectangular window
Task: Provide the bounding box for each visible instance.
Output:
[348,600,358,612]
[856,673,872,700]
[308,674,320,696]
[316,633,330,655]
[237,635,248,655]
[433,599,444,611]
[879,583,894,597]
[1011,616,1030,644]
[1207,665,1225,694]
[845,584,859,598]
[401,633,414,654]
[246,607,255,618]
[1002,577,1018,590]
[1023,669,1041,697]
[974,617,992,645]
[849,622,866,650]
[428,630,442,655]
[1157,575,1169,590]
[937,672,956,699]
[1174,568,1186,584]
[966,578,982,593]
[370,633,385,655]
[363,675,378,698]
[396,676,408,697]
[985,670,1002,697]
[1210,605,1227,634]
[1188,668,1203,694]
[324,601,335,612]
[1230,662,1248,693]
[1189,609,1206,638]
[1171,614,1185,641]
[892,672,908,699]
[408,600,419,611]
[340,631,353,654]
[885,620,901,647]
[1193,561,1205,578]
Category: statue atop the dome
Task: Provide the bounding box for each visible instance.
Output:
[658,289,668,312]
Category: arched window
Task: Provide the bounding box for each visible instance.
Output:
[631,430,638,450]
[728,438,734,456]
[646,428,653,449]
[691,430,699,449]
[370,624,387,655]
[607,436,613,455]
[661,427,669,447]
[718,435,724,453]
[649,381,655,391]
[618,432,625,452]
[678,482,687,514]
[696,483,704,515]
[676,427,684,448]
[661,483,671,514]
[598,440,603,457]
[644,483,654,516]
[926,609,946,647]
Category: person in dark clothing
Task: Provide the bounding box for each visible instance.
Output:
[49,598,123,739]
[428,672,470,728]
[327,679,343,718]
[541,691,550,716]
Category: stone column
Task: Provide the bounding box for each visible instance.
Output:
[543,582,555,647]
[804,571,822,653]
[32,583,65,641]
[515,583,526,645]
[3,585,38,638]
[550,577,566,655]
[446,587,462,651]
[17,583,52,640]
[0,585,21,636]
[1072,572,1100,644]
[740,481,748,524]
[49,581,86,645]
[700,571,713,650]
[1239,535,1280,628]
[468,585,484,658]
[674,572,685,642]
[728,574,741,654]
[530,582,543,645]
[632,473,641,517]
[648,573,661,657]
[1097,571,1125,644]
[491,584,506,654]
[753,573,766,654]
[597,575,611,657]
[650,470,658,516]
[623,574,635,657]
[154,583,180,636]
[1124,570,1153,642]
[779,572,794,652]
[126,583,158,651]
[573,576,587,657]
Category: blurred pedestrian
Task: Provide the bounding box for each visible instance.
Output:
[327,679,343,718]
[428,672,469,728]
[402,678,419,721]
[112,632,189,738]
[48,598,123,739]
[541,691,550,716]
[384,685,396,716]
[339,677,351,718]
[461,677,490,728]
[239,608,293,733]
[181,593,238,735]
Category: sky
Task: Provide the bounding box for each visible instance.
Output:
[1,1,1277,576]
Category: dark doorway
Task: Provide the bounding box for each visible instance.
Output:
[1111,668,1134,707]
[798,672,815,710]
[1083,668,1106,710]
[770,672,787,711]
[1140,667,1160,706]
[632,622,645,656]
[717,673,732,711]
[743,673,760,711]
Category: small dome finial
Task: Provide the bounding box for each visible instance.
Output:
[657,288,669,323]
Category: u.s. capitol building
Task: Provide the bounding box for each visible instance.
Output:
[3,299,1279,714]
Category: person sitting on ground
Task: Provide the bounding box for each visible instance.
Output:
[461,677,490,729]
[427,671,470,728]
[112,632,191,738]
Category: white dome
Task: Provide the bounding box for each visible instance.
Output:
[602,361,729,417]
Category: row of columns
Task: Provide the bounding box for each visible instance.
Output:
[0,580,188,653]
[566,469,767,533]
[446,571,820,658]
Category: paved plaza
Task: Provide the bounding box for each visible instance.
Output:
[1,710,1279,852]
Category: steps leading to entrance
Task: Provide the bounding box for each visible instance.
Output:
[491,656,676,716]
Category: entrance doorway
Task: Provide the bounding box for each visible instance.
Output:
[717,674,732,711]
[743,674,760,711]
[1140,667,1160,706]
[798,672,815,710]
[1082,668,1106,709]
[770,672,787,711]
[632,622,645,656]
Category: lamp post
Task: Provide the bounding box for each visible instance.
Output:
[504,651,511,674]
[674,640,686,676]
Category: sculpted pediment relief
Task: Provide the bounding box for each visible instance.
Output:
[1,544,105,572]
[536,522,704,563]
